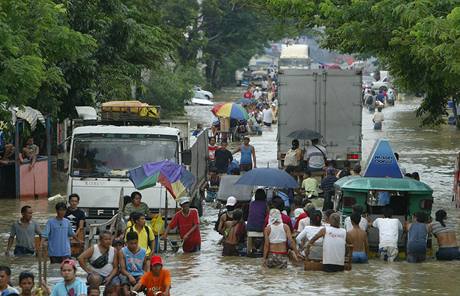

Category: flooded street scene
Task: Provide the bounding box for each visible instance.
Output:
[2,1,460,296]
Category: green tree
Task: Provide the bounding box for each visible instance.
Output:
[265,0,460,126]
[0,0,96,116]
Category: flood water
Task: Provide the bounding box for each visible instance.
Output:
[2,96,460,295]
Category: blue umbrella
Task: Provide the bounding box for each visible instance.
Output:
[236,98,257,106]
[235,168,299,188]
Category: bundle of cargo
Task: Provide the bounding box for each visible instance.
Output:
[101,100,160,121]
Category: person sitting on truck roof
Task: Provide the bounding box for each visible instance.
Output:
[124,192,151,220]
[304,138,327,173]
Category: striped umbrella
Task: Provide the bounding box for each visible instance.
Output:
[211,102,249,120]
[128,160,196,198]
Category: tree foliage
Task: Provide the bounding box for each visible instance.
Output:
[0,0,96,116]
[265,0,460,125]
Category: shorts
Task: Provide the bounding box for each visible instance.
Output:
[222,242,239,256]
[436,247,460,261]
[119,274,142,286]
[374,122,382,130]
[263,122,272,127]
[49,256,70,264]
[407,252,426,263]
[240,163,253,172]
[266,253,288,269]
[183,244,201,253]
[88,273,121,287]
[14,246,35,256]
[379,246,398,262]
[323,264,345,272]
[352,251,368,263]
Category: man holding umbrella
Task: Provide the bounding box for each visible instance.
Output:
[162,197,201,253]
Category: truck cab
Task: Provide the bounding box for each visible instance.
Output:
[67,125,184,224]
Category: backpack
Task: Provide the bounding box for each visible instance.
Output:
[129,225,153,250]
[365,95,374,106]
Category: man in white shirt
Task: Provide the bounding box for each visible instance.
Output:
[304,138,327,172]
[262,105,273,127]
[253,87,262,100]
[373,107,384,130]
[371,207,403,262]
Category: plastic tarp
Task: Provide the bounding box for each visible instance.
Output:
[11,106,45,131]
[217,175,254,202]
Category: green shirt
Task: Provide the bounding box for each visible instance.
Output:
[123,202,150,217]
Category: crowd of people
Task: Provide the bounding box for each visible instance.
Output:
[1,191,196,295]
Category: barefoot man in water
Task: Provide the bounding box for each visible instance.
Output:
[263,209,301,268]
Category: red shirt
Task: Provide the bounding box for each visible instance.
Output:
[208,145,219,160]
[294,212,309,230]
[169,208,201,252]
[243,91,253,99]
[264,212,293,231]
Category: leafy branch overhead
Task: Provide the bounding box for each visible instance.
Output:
[264,0,460,125]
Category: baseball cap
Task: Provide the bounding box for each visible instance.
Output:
[179,196,190,206]
[294,208,304,219]
[150,256,163,266]
[226,196,237,206]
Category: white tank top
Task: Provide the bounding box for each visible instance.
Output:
[90,244,115,277]
[269,223,287,244]
[322,226,346,265]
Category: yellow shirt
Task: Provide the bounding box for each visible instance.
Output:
[126,225,155,256]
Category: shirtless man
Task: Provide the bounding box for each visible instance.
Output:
[431,209,460,260]
[263,209,301,268]
[222,209,246,256]
[348,213,369,263]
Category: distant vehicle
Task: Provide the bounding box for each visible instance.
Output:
[187,98,214,106]
[250,70,267,86]
[372,76,391,91]
[193,86,213,100]
[362,75,375,89]
[279,44,311,69]
[277,69,362,169]
[235,69,244,86]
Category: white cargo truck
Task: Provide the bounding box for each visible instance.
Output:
[277,69,362,168]
[279,44,311,69]
[67,104,208,224]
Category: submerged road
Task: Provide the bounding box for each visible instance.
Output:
[1,97,460,295]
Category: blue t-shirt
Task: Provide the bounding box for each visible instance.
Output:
[1,286,19,296]
[122,246,146,277]
[42,217,74,257]
[51,278,87,296]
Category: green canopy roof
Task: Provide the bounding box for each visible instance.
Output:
[334,176,433,194]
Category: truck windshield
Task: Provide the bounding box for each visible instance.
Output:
[70,135,177,177]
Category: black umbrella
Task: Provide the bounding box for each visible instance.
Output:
[287,129,321,140]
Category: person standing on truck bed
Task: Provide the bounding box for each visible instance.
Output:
[124,192,151,220]
[304,138,327,173]
[234,136,257,172]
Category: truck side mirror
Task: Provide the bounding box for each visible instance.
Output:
[182,149,192,165]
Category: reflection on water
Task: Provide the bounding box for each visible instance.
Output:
[2,97,460,295]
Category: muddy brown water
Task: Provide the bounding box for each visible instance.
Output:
[1,95,460,295]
